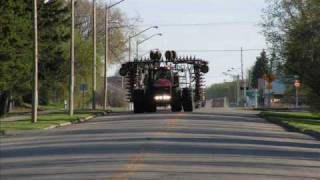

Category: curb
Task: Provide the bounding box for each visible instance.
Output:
[1,112,106,136]
[260,115,320,140]
[43,115,97,130]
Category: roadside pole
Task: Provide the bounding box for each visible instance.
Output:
[128,37,132,62]
[69,0,75,116]
[296,87,299,108]
[103,0,125,110]
[236,75,240,106]
[32,0,38,123]
[240,47,247,107]
[104,6,109,110]
[255,89,258,108]
[294,80,300,108]
[92,0,97,110]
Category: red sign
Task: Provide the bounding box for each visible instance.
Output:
[294,80,301,88]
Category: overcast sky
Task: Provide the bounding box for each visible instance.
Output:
[109,0,267,86]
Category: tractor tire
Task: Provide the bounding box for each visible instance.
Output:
[182,88,193,112]
[145,91,157,113]
[171,90,182,112]
[133,89,145,113]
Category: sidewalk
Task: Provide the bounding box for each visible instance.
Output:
[0,110,62,122]
[195,106,260,115]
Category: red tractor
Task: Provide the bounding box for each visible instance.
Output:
[119,50,209,113]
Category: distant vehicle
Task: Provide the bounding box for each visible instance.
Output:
[119,50,209,113]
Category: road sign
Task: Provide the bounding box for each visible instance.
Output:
[80,84,88,93]
[264,74,276,83]
[294,80,301,88]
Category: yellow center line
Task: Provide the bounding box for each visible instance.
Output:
[108,113,183,179]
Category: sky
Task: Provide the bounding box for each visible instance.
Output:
[108,0,268,86]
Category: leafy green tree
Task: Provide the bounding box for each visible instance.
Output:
[0,0,131,115]
[206,82,237,103]
[38,0,70,105]
[0,0,33,115]
[262,0,320,111]
[251,50,269,88]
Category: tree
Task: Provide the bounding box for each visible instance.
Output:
[0,0,132,115]
[0,0,33,115]
[206,82,237,103]
[251,50,269,88]
[38,0,71,105]
[262,0,320,111]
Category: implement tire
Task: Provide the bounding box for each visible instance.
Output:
[145,90,157,113]
[133,89,145,113]
[171,90,182,112]
[182,88,193,112]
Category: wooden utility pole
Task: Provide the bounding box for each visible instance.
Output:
[104,6,109,110]
[69,0,75,116]
[92,0,97,110]
[32,0,38,123]
[240,47,247,107]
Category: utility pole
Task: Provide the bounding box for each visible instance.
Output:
[136,40,139,59]
[104,5,109,110]
[103,0,125,110]
[32,0,38,123]
[92,0,97,110]
[240,47,247,107]
[236,75,240,106]
[69,0,75,116]
[294,79,300,109]
[295,87,299,108]
[128,37,132,62]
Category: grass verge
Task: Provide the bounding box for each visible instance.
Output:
[260,111,320,140]
[0,113,92,132]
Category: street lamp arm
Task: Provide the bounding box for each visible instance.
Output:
[137,33,162,45]
[106,0,125,9]
[130,26,158,38]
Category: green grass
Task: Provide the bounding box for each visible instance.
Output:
[0,113,91,131]
[260,111,320,138]
[108,107,128,113]
[40,103,64,110]
[285,120,320,132]
[261,111,320,120]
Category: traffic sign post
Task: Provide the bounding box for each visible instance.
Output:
[294,80,301,108]
[264,74,276,108]
[80,84,88,109]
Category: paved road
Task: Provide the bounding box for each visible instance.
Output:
[1,110,320,180]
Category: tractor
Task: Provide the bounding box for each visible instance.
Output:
[119,50,209,113]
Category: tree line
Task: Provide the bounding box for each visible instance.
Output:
[261,0,320,111]
[0,0,133,115]
[207,0,320,111]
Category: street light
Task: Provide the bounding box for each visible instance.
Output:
[128,26,158,61]
[32,0,51,122]
[92,0,97,110]
[32,0,39,123]
[136,33,162,59]
[69,0,75,116]
[103,0,125,110]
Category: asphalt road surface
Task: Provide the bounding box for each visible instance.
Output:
[1,109,320,180]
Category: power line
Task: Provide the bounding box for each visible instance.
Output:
[140,48,265,53]
[139,21,257,27]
